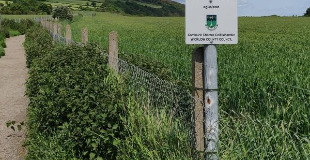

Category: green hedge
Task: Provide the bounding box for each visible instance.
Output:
[23,25,53,67]
[0,27,7,58]
[25,26,127,159]
[0,18,36,58]
[2,19,35,35]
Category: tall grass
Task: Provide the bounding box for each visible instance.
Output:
[118,96,192,160]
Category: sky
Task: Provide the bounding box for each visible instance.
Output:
[173,0,310,16]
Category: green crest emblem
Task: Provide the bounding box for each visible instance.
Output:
[206,15,218,31]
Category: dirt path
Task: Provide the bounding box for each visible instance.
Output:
[0,35,27,160]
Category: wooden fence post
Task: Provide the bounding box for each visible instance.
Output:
[53,22,58,42]
[81,27,88,45]
[192,47,205,158]
[66,24,72,45]
[45,21,47,29]
[41,20,45,28]
[109,31,119,73]
[57,23,62,42]
[49,21,52,33]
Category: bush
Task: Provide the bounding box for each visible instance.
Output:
[9,30,21,37]
[24,25,53,67]
[0,39,6,48]
[0,27,10,38]
[18,19,35,34]
[0,0,51,15]
[0,47,4,57]
[52,6,73,21]
[26,32,127,159]
[25,25,194,160]
[1,19,35,34]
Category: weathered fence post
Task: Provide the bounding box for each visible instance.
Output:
[47,21,50,32]
[109,31,119,73]
[41,20,44,28]
[53,22,58,42]
[66,24,72,45]
[49,21,53,34]
[57,23,62,42]
[81,27,88,45]
[192,47,205,159]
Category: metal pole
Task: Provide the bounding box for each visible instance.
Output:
[204,44,219,160]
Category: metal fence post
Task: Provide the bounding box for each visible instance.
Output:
[204,44,219,160]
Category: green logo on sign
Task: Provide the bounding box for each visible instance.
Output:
[206,15,218,31]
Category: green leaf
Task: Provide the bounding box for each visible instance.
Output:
[89,152,96,159]
[97,157,103,160]
[113,139,120,146]
[112,124,118,130]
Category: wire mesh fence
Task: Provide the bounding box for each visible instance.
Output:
[32,17,310,159]
[37,18,207,158]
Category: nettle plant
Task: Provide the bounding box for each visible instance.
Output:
[26,37,128,159]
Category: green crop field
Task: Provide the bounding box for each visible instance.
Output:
[58,12,310,159]
[65,12,310,88]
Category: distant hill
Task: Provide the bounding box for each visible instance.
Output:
[45,0,185,17]
[98,0,184,16]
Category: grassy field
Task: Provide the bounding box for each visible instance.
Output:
[44,0,102,10]
[2,15,51,19]
[58,12,310,159]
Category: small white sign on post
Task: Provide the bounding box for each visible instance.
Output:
[186,0,238,44]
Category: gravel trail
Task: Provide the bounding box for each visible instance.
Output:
[0,35,27,160]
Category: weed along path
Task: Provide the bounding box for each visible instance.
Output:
[0,35,27,160]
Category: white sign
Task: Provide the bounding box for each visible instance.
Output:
[186,0,238,44]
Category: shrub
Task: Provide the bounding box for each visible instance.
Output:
[0,40,6,48]
[18,19,35,34]
[0,47,4,57]
[1,19,35,34]
[24,25,53,67]
[26,39,127,159]
[0,27,10,38]
[52,6,73,21]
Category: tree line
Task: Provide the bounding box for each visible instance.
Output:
[305,7,310,17]
[0,0,52,15]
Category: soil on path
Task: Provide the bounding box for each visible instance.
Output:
[0,35,27,160]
